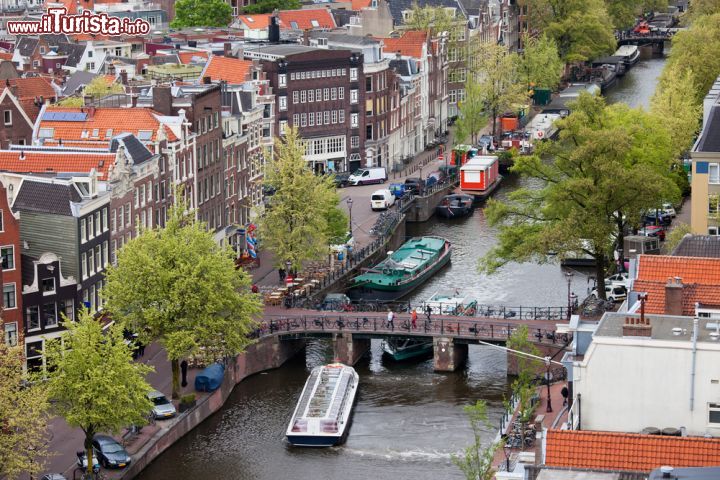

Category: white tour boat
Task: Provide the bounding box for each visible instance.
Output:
[286,363,359,447]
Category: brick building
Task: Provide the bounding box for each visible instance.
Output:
[0,87,35,148]
[0,177,21,348]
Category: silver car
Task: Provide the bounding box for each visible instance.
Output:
[148,390,176,419]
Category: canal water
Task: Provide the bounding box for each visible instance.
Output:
[138,53,667,480]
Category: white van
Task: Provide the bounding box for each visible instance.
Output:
[370,189,395,211]
[348,167,387,186]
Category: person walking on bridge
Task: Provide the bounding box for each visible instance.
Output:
[411,309,418,329]
[387,308,395,331]
[425,305,432,324]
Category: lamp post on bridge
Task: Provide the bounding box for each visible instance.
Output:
[566,272,574,321]
[346,197,354,236]
[545,356,553,413]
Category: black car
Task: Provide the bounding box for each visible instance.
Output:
[404,177,425,195]
[643,211,672,226]
[92,434,131,469]
[331,171,351,188]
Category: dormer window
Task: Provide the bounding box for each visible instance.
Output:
[310,20,319,28]
[39,46,45,54]
[318,38,328,46]
[75,181,91,197]
[92,128,99,137]
[138,130,153,141]
[41,278,55,294]
[39,128,54,139]
[290,21,299,29]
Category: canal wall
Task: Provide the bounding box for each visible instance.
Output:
[121,336,305,480]
[405,182,456,223]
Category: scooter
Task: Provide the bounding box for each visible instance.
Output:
[76,451,101,474]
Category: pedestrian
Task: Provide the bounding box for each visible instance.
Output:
[251,284,259,294]
[425,304,432,323]
[181,360,189,388]
[411,308,418,329]
[278,268,286,283]
[387,308,395,330]
[137,340,145,357]
[561,384,569,406]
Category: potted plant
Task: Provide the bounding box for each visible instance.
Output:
[179,393,196,413]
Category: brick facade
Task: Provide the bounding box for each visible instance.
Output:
[0,180,22,348]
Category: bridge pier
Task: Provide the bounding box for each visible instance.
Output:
[433,337,468,372]
[332,333,370,366]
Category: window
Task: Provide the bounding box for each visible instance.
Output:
[449,90,457,104]
[332,110,338,124]
[350,68,358,81]
[709,403,720,424]
[324,111,330,124]
[95,211,101,233]
[4,322,16,346]
[103,241,108,266]
[316,88,321,101]
[301,113,307,127]
[293,113,300,126]
[39,127,53,139]
[138,130,153,141]
[351,113,358,128]
[308,89,314,102]
[214,112,219,129]
[290,72,295,80]
[324,88,330,101]
[279,96,287,111]
[88,248,94,275]
[350,89,358,104]
[339,110,345,123]
[279,120,287,135]
[41,278,55,294]
[316,112,322,125]
[338,87,344,100]
[301,90,307,103]
[366,99,373,116]
[80,218,87,242]
[366,76,373,92]
[44,303,57,328]
[81,252,87,278]
[3,283,15,309]
[351,136,359,148]
[111,240,117,264]
[309,112,315,126]
[59,298,74,321]
[26,306,40,330]
[366,124,373,140]
[293,91,299,104]
[710,163,720,184]
[1,246,14,270]
[124,203,131,226]
[279,73,287,87]
[331,88,337,101]
[3,110,11,126]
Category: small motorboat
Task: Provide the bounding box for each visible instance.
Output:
[613,45,640,67]
[422,290,478,316]
[435,193,474,218]
[382,338,433,361]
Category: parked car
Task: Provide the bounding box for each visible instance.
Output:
[41,474,67,480]
[370,189,396,211]
[404,177,425,195]
[92,434,131,469]
[661,202,676,218]
[348,167,387,186]
[643,211,672,226]
[331,171,351,188]
[590,285,627,303]
[478,134,496,152]
[638,225,666,241]
[604,272,630,289]
[76,450,101,473]
[148,390,176,420]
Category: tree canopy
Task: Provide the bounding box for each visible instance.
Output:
[58,76,125,106]
[480,94,679,296]
[452,400,498,480]
[103,201,262,398]
[683,0,720,24]
[519,34,564,90]
[455,78,488,145]
[171,0,232,29]
[45,309,153,474]
[258,127,346,270]
[0,341,50,479]
[605,0,668,30]
[242,0,301,14]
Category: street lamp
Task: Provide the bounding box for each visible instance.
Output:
[346,197,354,235]
[285,259,292,278]
[503,443,511,472]
[545,356,553,413]
[566,272,574,321]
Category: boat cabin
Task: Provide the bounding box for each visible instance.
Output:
[451,145,478,166]
[460,156,499,195]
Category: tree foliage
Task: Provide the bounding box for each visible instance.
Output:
[103,201,261,398]
[58,76,125,106]
[242,0,301,14]
[479,94,679,298]
[520,0,616,62]
[470,41,528,137]
[171,0,232,28]
[258,127,346,269]
[45,309,153,474]
[665,223,693,253]
[605,0,667,30]
[452,400,498,480]
[519,34,564,90]
[683,0,720,24]
[405,4,456,31]
[0,341,50,479]
[455,78,488,145]
[662,13,720,104]
[507,325,541,422]
[651,63,702,158]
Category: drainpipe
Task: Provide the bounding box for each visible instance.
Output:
[691,316,698,411]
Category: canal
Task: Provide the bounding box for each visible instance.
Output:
[137,52,668,480]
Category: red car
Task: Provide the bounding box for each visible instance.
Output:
[638,225,665,241]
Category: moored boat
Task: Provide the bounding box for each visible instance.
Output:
[435,193,474,218]
[286,363,359,447]
[349,236,451,301]
[422,290,478,316]
[613,45,640,67]
[382,338,433,361]
[459,156,502,201]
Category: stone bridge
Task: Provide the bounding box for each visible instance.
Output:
[256,310,571,374]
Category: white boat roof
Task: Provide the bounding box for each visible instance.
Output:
[460,156,497,170]
[614,45,638,56]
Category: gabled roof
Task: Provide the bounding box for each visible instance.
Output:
[109,133,153,165]
[15,37,38,57]
[380,30,429,58]
[62,70,99,96]
[57,42,86,68]
[544,430,720,473]
[38,106,178,144]
[238,9,336,31]
[637,255,720,284]
[236,13,272,30]
[178,51,209,64]
[8,77,56,100]
[13,179,82,216]
[351,0,372,10]
[672,235,720,258]
[0,150,113,180]
[632,280,720,315]
[695,105,720,153]
[201,56,252,85]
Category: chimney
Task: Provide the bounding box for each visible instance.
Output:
[108,63,115,75]
[665,277,684,316]
[119,69,128,85]
[87,105,96,118]
[203,76,211,85]
[223,42,232,57]
[19,150,25,160]
[623,315,652,338]
[83,94,93,106]
[152,85,173,116]
[130,93,138,108]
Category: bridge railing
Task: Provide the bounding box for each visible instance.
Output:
[249,313,573,344]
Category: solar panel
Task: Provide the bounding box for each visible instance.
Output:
[41,112,87,122]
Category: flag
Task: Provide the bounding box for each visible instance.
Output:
[246,223,257,259]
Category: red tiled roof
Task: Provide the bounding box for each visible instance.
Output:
[38,107,178,143]
[203,56,252,84]
[637,255,720,284]
[545,430,720,473]
[380,30,428,58]
[0,52,12,61]
[351,0,372,10]
[9,77,56,101]
[279,9,336,30]
[178,51,209,64]
[0,150,113,180]
[633,279,720,315]
[237,13,272,30]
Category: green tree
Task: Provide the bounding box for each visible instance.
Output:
[103,201,262,399]
[519,34,564,90]
[452,400,498,480]
[520,0,616,62]
[470,41,528,137]
[683,0,720,24]
[0,341,50,479]
[242,0,301,14]
[326,206,349,245]
[605,0,668,30]
[507,325,541,423]
[404,4,456,31]
[455,78,487,144]
[480,94,679,298]
[651,63,701,158]
[58,76,125,106]
[45,310,153,474]
[171,0,232,28]
[258,127,345,270]
[662,13,720,104]
[665,223,692,253]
